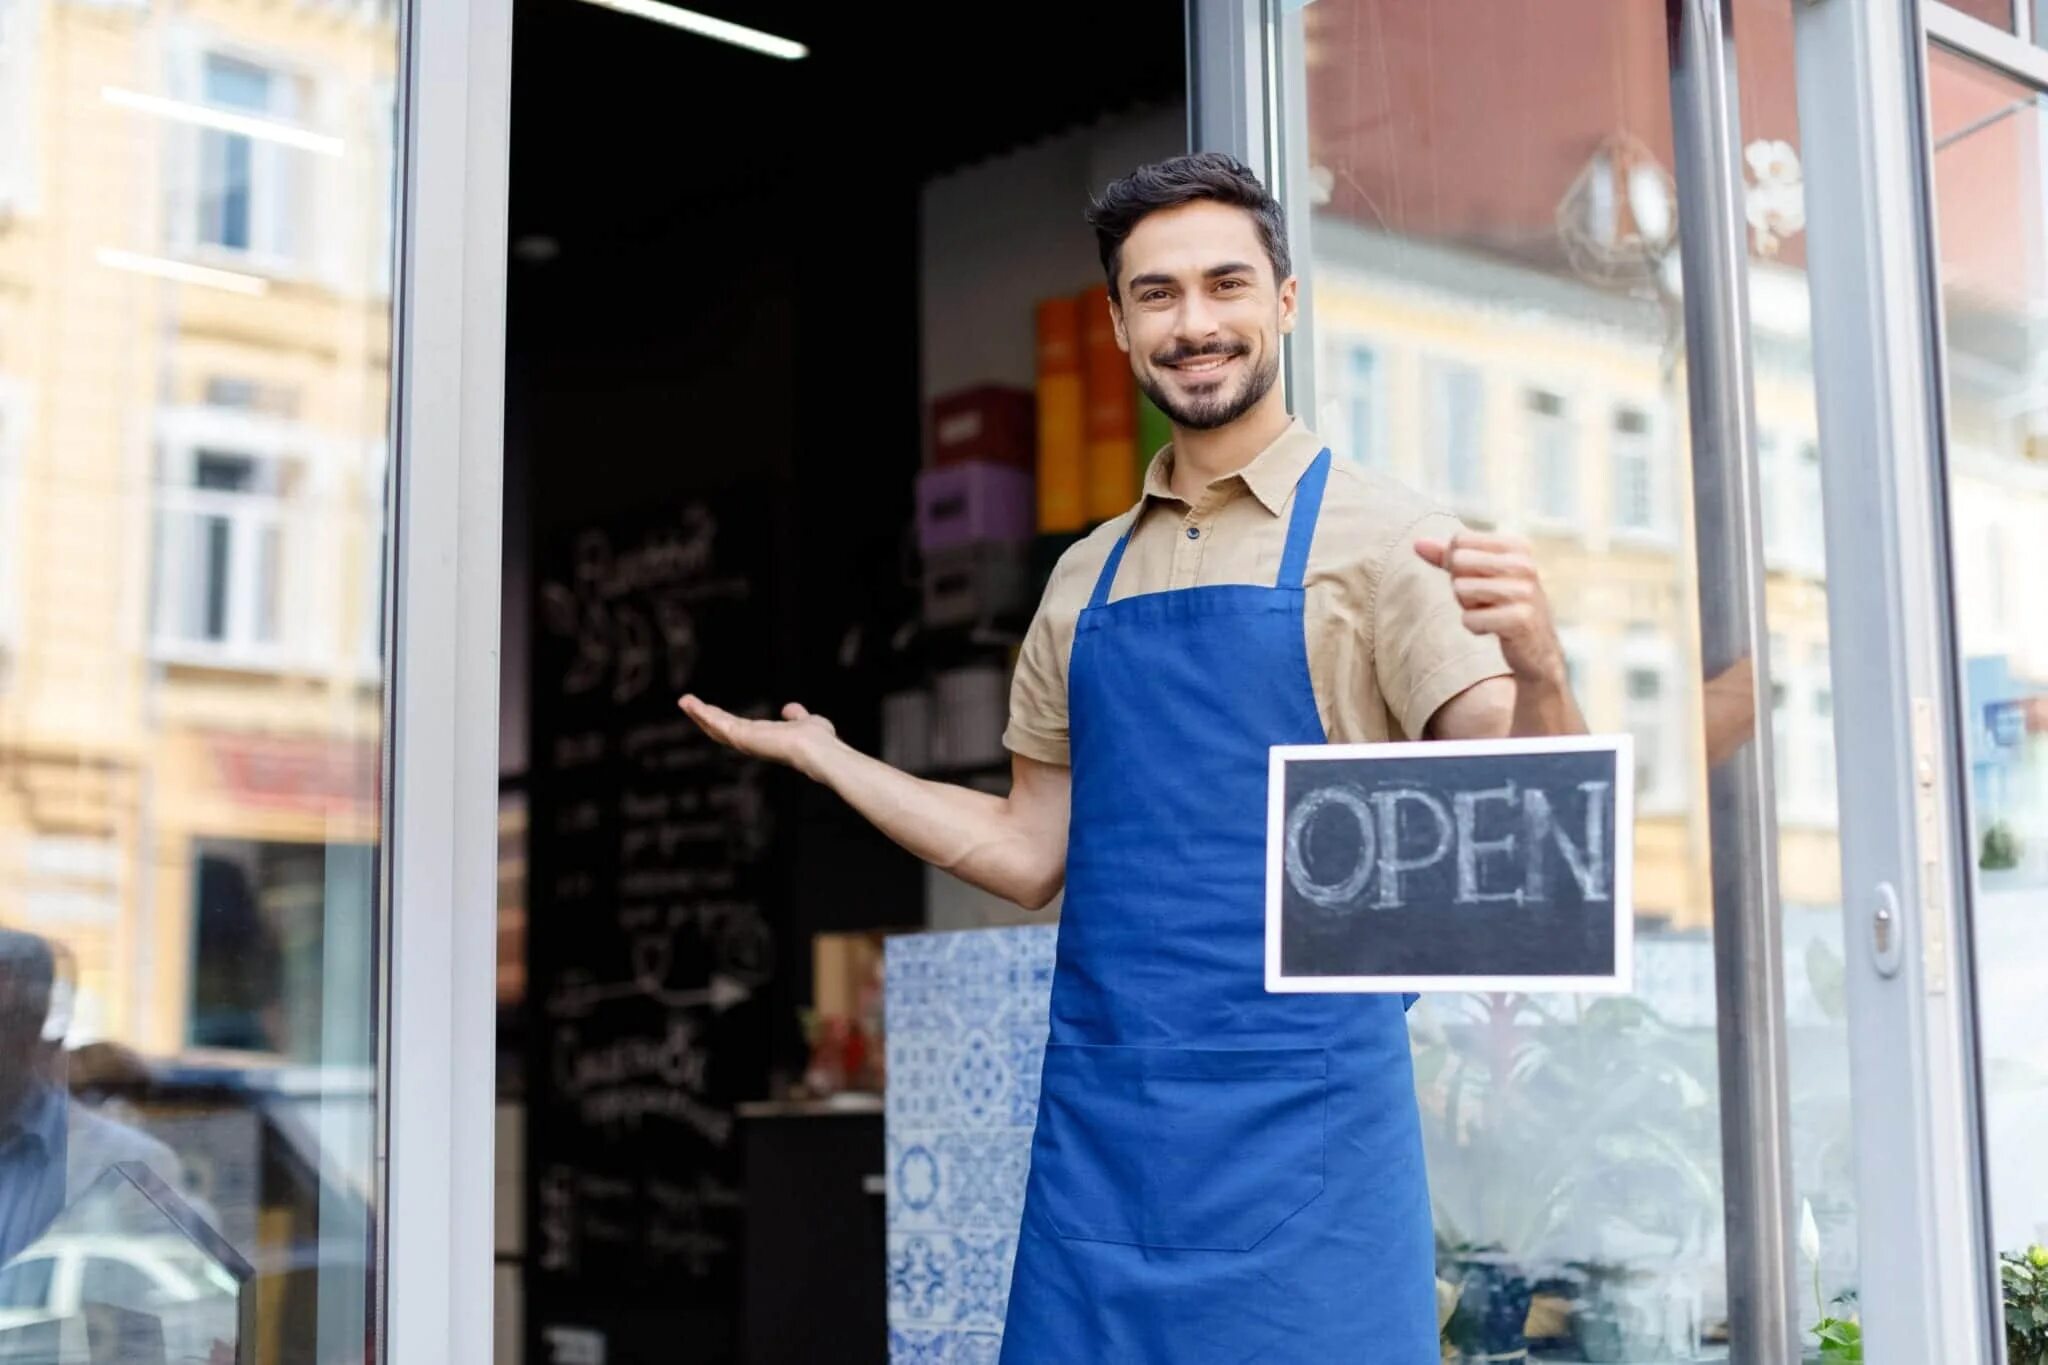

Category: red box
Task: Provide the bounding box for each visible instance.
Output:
[931,385,1036,468]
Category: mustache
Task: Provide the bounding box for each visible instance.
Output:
[1152,340,1250,366]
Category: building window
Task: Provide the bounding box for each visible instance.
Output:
[190,839,375,1062]
[1758,430,1785,564]
[1430,362,1486,507]
[1621,628,1679,808]
[153,447,290,665]
[1525,388,1574,522]
[1809,643,1837,818]
[1768,631,1794,799]
[1794,439,1824,574]
[0,399,16,662]
[197,55,298,261]
[1330,342,1386,468]
[1611,405,1659,534]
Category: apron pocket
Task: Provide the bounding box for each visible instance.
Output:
[1035,1043,1327,1252]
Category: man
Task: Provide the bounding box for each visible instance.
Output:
[0,930,188,1267]
[682,152,1582,1362]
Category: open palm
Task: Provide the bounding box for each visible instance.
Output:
[678,695,835,776]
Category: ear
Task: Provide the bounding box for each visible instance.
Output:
[1110,293,1130,354]
[1277,274,1300,336]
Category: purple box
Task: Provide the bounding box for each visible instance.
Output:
[916,461,1034,553]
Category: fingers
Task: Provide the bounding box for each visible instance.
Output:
[1459,605,1528,636]
[1417,531,1534,578]
[679,694,747,749]
[1450,576,1530,607]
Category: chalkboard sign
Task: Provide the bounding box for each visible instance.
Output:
[527,492,780,1364]
[1265,736,1634,993]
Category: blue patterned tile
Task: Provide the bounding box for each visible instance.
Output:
[885,926,1058,1363]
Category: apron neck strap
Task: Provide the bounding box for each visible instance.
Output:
[1275,448,1332,591]
[1086,525,1133,610]
[1085,446,1334,607]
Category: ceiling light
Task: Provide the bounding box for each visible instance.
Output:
[96,248,269,296]
[574,0,808,60]
[102,86,344,156]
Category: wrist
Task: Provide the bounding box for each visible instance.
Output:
[792,730,836,783]
[1510,649,1569,690]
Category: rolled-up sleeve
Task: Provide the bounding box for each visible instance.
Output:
[1374,512,1510,740]
[1004,569,1077,767]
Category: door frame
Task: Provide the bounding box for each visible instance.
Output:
[381,0,514,1359]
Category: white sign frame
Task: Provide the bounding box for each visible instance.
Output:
[1264,734,1636,995]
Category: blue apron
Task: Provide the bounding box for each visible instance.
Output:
[999,448,1437,1363]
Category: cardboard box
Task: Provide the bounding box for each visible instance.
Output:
[931,385,1036,468]
[916,462,1034,553]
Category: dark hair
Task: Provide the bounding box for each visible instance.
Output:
[1086,152,1291,300]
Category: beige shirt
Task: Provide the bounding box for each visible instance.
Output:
[1004,419,1510,766]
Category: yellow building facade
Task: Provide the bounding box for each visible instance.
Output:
[0,0,395,1056]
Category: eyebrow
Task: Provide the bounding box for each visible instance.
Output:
[1126,262,1260,291]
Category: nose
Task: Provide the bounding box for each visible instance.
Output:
[1175,290,1221,344]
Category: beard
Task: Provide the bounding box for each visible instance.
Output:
[1137,340,1281,432]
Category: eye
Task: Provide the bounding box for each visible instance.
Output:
[1215,279,1246,292]
[1142,289,1170,304]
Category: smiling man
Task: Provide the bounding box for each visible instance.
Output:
[682,152,1582,1362]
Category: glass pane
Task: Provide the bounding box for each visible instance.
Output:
[0,0,399,1361]
[1300,3,1732,1358]
[1926,40,2048,1338]
[1946,0,2019,33]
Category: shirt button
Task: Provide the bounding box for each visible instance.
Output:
[1186,526,1201,540]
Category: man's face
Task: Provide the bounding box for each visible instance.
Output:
[1112,200,1297,432]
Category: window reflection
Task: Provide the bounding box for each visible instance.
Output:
[1299,0,1851,1357]
[0,0,396,1360]
[1927,42,2048,1330]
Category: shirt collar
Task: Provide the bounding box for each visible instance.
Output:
[0,1082,64,1157]
[1140,417,1325,516]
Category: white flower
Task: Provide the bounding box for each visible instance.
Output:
[1746,138,1802,187]
[1800,1197,1822,1266]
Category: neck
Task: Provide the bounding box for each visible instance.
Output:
[1167,389,1293,501]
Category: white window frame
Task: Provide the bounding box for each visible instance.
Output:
[150,405,323,672]
[1620,627,1684,814]
[1521,382,1579,530]
[1425,356,1488,516]
[0,377,24,667]
[383,0,510,1359]
[0,0,40,219]
[1321,334,1389,470]
[1607,399,1673,543]
[161,33,330,280]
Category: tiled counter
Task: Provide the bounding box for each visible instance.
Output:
[882,925,1057,1364]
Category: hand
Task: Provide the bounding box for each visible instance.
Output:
[678,696,837,779]
[1414,530,1566,684]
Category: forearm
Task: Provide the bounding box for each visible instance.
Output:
[804,740,1064,909]
[1510,668,1587,739]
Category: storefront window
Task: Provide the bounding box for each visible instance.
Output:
[1299,3,1732,1356]
[1926,34,2048,1308]
[0,0,398,1358]
[1291,0,1872,1357]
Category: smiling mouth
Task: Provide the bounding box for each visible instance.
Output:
[1164,353,1241,379]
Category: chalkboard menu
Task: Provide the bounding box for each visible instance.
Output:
[1265,736,1634,994]
[527,493,780,1364]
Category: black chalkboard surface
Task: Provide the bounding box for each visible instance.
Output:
[1265,736,1634,993]
[526,492,780,1363]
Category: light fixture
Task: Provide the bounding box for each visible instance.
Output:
[574,0,808,60]
[102,86,344,156]
[96,248,268,296]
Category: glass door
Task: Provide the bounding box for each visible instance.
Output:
[1923,20,2048,1356]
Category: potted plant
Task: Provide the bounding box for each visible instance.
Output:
[1413,992,1721,1361]
[2004,1245,2048,1365]
[1566,1259,1662,1362]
